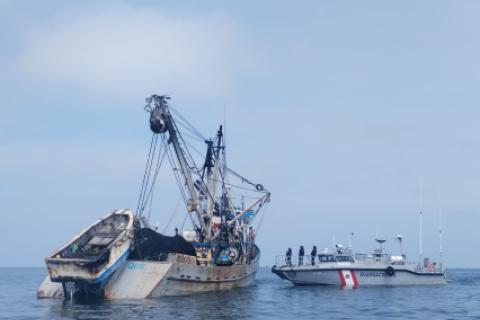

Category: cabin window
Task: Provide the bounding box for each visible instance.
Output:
[337,256,354,262]
[318,255,334,262]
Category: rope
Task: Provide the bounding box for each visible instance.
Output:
[176,121,205,143]
[170,106,205,140]
[180,211,189,230]
[224,166,265,192]
[256,202,269,234]
[140,134,159,211]
[162,197,182,234]
[136,133,157,216]
[165,143,197,229]
[139,138,167,214]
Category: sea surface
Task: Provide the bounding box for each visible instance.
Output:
[1,267,479,319]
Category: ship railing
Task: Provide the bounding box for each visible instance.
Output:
[275,255,319,267]
[416,264,442,273]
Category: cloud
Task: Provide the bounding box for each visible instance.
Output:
[8,5,253,101]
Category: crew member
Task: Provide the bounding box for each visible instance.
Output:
[299,245,305,266]
[285,248,292,266]
[248,227,256,241]
[311,245,317,265]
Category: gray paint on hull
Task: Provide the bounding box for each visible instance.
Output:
[273,266,446,286]
[151,255,259,296]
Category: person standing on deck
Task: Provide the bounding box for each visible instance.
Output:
[299,245,305,266]
[310,245,317,265]
[285,248,292,266]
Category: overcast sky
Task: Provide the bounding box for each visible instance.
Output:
[1,0,480,267]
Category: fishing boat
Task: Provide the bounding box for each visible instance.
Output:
[38,95,270,299]
[272,237,446,288]
[44,209,136,298]
[114,94,270,297]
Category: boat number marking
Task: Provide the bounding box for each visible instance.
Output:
[127,262,145,270]
[359,271,386,277]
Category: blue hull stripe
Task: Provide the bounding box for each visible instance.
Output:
[91,249,130,284]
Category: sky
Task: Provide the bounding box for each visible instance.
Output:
[1,0,480,267]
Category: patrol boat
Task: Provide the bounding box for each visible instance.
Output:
[272,237,446,288]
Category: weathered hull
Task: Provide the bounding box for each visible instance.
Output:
[45,245,130,284]
[151,254,258,296]
[272,265,446,287]
[38,251,259,299]
[43,209,135,299]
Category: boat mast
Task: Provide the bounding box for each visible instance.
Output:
[147,95,207,234]
[145,95,270,245]
[205,126,223,241]
[438,195,444,272]
[419,177,424,268]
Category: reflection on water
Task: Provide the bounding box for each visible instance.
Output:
[47,282,259,319]
[1,268,480,319]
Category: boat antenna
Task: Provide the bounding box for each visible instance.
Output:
[438,193,444,273]
[375,238,386,254]
[348,232,354,251]
[223,104,228,182]
[396,235,404,257]
[419,177,424,268]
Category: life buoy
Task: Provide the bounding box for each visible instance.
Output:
[386,266,395,276]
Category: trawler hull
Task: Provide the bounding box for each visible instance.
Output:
[38,251,259,299]
[272,265,446,287]
[151,255,259,296]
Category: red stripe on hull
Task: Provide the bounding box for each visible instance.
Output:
[338,270,346,288]
[350,270,359,288]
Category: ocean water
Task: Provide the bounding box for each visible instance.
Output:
[1,267,479,319]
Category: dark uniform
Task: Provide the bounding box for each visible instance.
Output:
[299,245,305,266]
[285,248,292,266]
[310,245,317,265]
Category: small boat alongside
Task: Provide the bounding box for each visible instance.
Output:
[44,209,136,298]
[272,238,446,288]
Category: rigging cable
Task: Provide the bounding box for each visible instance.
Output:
[180,209,190,231]
[138,134,160,216]
[136,133,158,216]
[165,142,198,230]
[162,197,182,234]
[255,202,269,235]
[170,106,206,140]
[141,136,168,218]
[171,115,216,206]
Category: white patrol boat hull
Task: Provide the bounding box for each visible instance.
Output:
[272,264,446,288]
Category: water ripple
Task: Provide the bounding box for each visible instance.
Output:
[1,268,480,319]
